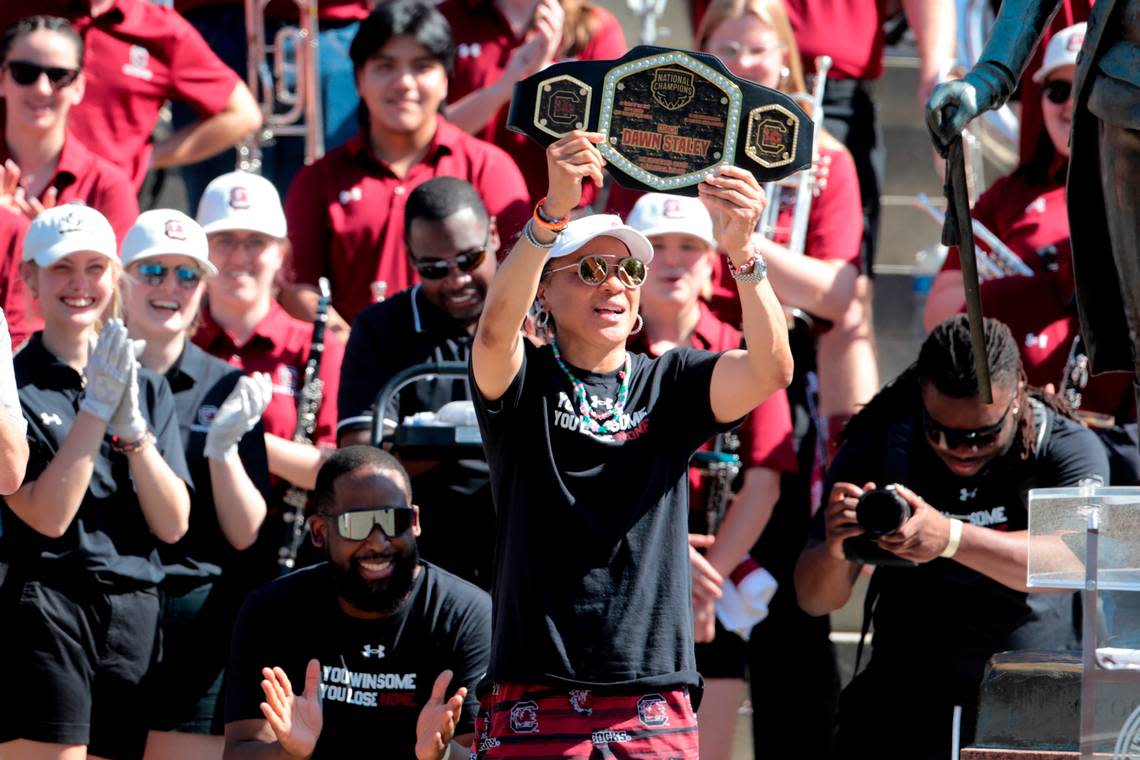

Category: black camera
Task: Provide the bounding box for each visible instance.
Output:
[842,485,918,566]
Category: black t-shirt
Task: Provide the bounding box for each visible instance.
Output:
[471,338,732,695]
[3,332,193,585]
[819,399,1110,700]
[225,561,490,759]
[162,342,272,580]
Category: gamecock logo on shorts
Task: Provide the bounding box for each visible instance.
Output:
[509,701,539,733]
[637,694,669,727]
[569,689,592,716]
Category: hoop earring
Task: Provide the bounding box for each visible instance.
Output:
[779,66,790,88]
[535,308,550,331]
[630,314,644,335]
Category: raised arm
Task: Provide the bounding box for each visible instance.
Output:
[702,167,794,423]
[471,131,606,401]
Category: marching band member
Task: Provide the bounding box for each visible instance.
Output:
[467,130,791,757]
[193,171,344,580]
[0,15,138,346]
[280,0,529,334]
[626,193,797,760]
[116,209,272,760]
[0,205,191,760]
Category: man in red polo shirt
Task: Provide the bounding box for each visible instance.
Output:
[0,1,262,192]
[281,0,530,334]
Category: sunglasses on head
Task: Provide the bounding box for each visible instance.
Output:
[135,262,204,289]
[325,506,414,541]
[4,60,80,89]
[921,394,1017,450]
[546,254,647,288]
[411,246,487,280]
[1043,79,1073,105]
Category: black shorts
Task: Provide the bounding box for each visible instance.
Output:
[147,579,239,734]
[694,619,748,680]
[0,578,160,759]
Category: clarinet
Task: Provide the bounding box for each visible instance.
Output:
[693,432,741,535]
[278,277,332,573]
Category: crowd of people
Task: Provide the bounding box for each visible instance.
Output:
[0,0,1133,759]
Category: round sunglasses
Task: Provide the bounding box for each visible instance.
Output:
[546,255,647,288]
[134,262,204,289]
[5,60,80,89]
[1042,79,1072,105]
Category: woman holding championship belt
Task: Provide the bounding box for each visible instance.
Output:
[467,131,791,758]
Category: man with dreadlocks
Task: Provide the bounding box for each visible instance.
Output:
[795,315,1109,759]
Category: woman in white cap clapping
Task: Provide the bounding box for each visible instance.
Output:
[461,131,791,758]
[115,209,273,760]
[0,204,191,759]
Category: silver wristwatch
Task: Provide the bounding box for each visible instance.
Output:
[728,250,768,282]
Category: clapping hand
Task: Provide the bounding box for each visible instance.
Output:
[0,159,57,221]
[80,320,134,423]
[415,670,468,760]
[260,659,323,759]
[204,371,272,461]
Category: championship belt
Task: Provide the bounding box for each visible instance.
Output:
[508,45,814,195]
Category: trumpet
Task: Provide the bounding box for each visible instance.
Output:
[239,0,325,173]
[914,193,1034,280]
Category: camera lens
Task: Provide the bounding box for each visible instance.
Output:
[856,488,911,537]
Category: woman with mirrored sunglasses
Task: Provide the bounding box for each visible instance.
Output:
[116,209,274,760]
[468,130,792,758]
[0,16,140,348]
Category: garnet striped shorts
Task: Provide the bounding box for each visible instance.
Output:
[471,682,700,759]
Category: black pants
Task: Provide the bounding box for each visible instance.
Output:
[823,79,885,275]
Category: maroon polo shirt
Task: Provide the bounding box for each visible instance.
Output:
[0,212,31,350]
[283,116,530,324]
[192,300,345,448]
[0,0,242,191]
[438,0,627,202]
[173,0,369,22]
[941,166,1069,276]
[630,301,798,511]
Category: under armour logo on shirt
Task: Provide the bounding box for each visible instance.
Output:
[457,42,483,59]
[1025,333,1048,349]
[959,487,977,502]
[40,412,62,426]
[338,186,363,205]
[361,644,386,659]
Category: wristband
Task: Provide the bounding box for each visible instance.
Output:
[940,517,963,559]
[440,745,451,760]
[112,431,154,455]
[523,218,559,249]
[533,197,569,231]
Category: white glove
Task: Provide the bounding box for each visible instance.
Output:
[204,371,272,462]
[108,335,148,440]
[79,320,132,422]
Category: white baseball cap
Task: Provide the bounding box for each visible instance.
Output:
[548,214,654,265]
[1033,23,1085,83]
[23,204,118,266]
[120,209,217,275]
[196,171,287,238]
[626,193,716,249]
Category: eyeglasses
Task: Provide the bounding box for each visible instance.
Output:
[210,233,273,255]
[1043,79,1073,105]
[134,262,204,289]
[704,40,784,62]
[921,394,1017,450]
[411,238,489,280]
[546,255,647,288]
[324,506,414,541]
[4,60,80,89]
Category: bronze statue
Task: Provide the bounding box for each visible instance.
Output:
[926,1,1139,405]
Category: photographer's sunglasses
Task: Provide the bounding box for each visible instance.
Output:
[546,255,647,288]
[1043,79,1073,105]
[921,394,1016,450]
[5,60,80,89]
[324,507,414,541]
[135,262,204,289]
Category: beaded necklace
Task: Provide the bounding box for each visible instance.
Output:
[550,338,632,435]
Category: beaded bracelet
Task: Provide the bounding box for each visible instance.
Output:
[523,218,559,249]
[111,431,154,455]
[532,197,570,231]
